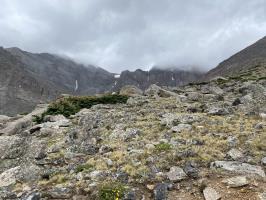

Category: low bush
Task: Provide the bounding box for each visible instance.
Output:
[99,183,127,200]
[155,142,172,152]
[35,94,128,123]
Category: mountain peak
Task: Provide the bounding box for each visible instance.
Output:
[205,35,266,80]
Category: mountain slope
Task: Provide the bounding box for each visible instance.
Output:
[205,36,266,80]
[0,47,204,116]
[0,47,115,116]
[0,47,62,116]
[6,47,115,95]
[114,67,203,91]
[0,73,265,199]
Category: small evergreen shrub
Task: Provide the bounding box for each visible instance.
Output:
[32,115,44,124]
[155,143,172,152]
[35,94,128,123]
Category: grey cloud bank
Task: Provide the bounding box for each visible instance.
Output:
[1,0,266,73]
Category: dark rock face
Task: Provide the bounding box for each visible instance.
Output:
[0,47,60,116]
[0,47,115,116]
[0,47,203,116]
[5,47,116,95]
[205,36,266,80]
[114,68,203,91]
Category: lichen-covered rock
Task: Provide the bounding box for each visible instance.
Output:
[0,76,265,199]
[0,166,21,187]
[211,161,265,177]
[24,192,41,200]
[187,92,203,101]
[203,187,221,200]
[184,161,199,179]
[222,176,249,188]
[227,149,244,161]
[145,84,177,98]
[153,183,168,200]
[208,106,229,115]
[0,136,26,159]
[0,105,47,135]
[171,124,192,133]
[166,166,187,181]
[120,85,143,97]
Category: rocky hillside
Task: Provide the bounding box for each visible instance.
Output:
[0,47,204,116]
[205,36,266,80]
[0,73,265,199]
[113,67,203,91]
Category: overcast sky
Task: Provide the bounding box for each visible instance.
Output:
[1,0,266,73]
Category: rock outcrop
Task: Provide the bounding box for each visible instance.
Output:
[0,73,265,199]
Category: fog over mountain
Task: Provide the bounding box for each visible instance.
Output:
[1,0,266,72]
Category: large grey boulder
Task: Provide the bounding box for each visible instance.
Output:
[0,115,10,123]
[166,166,187,182]
[0,104,47,135]
[0,166,21,187]
[222,176,249,188]
[145,84,177,98]
[119,85,143,97]
[211,161,265,177]
[0,136,26,159]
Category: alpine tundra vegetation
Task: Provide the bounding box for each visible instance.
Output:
[0,65,265,199]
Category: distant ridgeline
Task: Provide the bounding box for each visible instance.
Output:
[1,36,266,115]
[0,47,203,116]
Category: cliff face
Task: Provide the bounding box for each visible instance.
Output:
[205,36,266,80]
[114,68,203,91]
[0,47,116,116]
[6,47,116,95]
[0,47,61,116]
[1,47,203,116]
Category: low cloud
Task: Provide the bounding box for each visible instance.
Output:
[1,0,266,72]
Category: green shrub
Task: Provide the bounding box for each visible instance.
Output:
[99,183,126,200]
[32,115,44,124]
[34,94,128,123]
[75,164,93,173]
[155,143,172,152]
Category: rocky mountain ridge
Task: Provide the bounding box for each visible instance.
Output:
[1,35,266,116]
[205,36,266,80]
[113,67,203,91]
[0,47,203,116]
